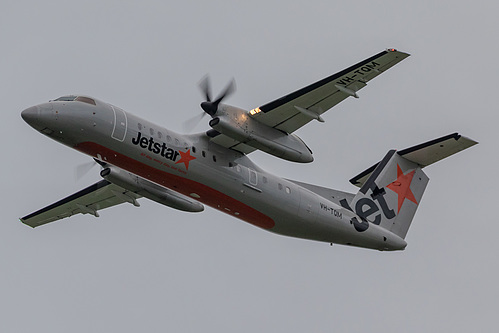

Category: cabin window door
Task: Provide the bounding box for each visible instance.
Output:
[111,106,127,142]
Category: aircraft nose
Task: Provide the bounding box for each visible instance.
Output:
[21,105,39,124]
[21,103,54,131]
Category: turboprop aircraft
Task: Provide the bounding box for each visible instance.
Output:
[20,49,477,251]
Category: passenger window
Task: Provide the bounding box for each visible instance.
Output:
[202,151,206,157]
[158,131,163,139]
[192,146,196,153]
[278,183,283,190]
[263,176,268,184]
[138,123,143,130]
[149,128,154,136]
[167,135,172,142]
[213,155,217,162]
[175,138,180,146]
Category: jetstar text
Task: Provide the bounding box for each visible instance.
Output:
[131,131,180,162]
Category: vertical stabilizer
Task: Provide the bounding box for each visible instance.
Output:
[345,151,429,239]
[345,133,478,239]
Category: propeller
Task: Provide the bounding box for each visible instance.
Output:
[183,76,236,132]
[74,158,107,181]
[200,77,236,116]
[182,112,207,133]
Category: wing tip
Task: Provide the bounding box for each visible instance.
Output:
[19,218,36,228]
[387,48,411,57]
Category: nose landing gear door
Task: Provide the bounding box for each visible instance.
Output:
[111,106,127,142]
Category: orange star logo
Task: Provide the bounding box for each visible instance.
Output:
[175,149,196,170]
[386,164,418,213]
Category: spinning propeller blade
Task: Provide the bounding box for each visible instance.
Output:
[74,158,107,181]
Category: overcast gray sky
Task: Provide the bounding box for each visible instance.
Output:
[2,0,497,332]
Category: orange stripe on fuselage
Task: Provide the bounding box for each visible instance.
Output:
[74,142,275,229]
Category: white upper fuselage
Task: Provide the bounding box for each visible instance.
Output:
[21,96,407,251]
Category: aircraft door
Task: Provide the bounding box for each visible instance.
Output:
[111,106,127,141]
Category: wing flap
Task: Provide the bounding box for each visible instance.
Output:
[20,180,141,228]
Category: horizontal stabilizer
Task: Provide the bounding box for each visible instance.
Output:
[350,133,478,187]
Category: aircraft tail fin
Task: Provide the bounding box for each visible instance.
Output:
[345,133,477,239]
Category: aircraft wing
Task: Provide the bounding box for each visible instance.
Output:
[20,180,141,228]
[211,49,409,153]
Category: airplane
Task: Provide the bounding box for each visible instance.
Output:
[20,49,477,251]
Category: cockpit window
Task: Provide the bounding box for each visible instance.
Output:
[53,95,96,105]
[75,96,96,105]
[54,95,77,101]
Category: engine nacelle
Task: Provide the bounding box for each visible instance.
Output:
[100,166,204,212]
[209,106,313,163]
